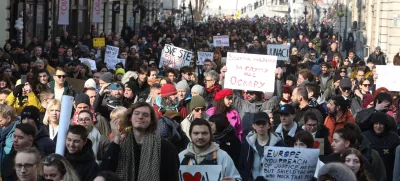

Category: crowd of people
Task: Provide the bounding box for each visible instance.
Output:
[0,16,398,181]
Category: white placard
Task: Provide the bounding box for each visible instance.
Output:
[105,45,119,59]
[106,58,126,70]
[213,35,230,47]
[267,44,290,61]
[376,65,400,91]
[55,95,74,156]
[197,52,214,65]
[159,44,193,69]
[79,58,97,71]
[92,0,102,23]
[179,165,222,181]
[58,0,70,25]
[224,52,277,93]
[262,147,319,181]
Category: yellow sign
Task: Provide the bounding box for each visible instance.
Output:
[93,38,105,47]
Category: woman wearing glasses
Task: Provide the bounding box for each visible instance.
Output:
[42,153,80,181]
[14,148,46,181]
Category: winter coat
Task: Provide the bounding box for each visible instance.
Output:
[393,53,400,66]
[363,130,400,181]
[65,139,99,181]
[0,122,16,167]
[349,96,363,118]
[358,135,387,181]
[324,109,355,143]
[213,127,241,167]
[302,125,333,155]
[273,122,303,147]
[49,80,74,98]
[6,92,43,114]
[206,107,243,141]
[356,108,397,133]
[93,93,123,121]
[393,145,400,181]
[238,131,285,181]
[319,73,335,101]
[367,52,386,65]
[178,142,242,180]
[34,125,56,156]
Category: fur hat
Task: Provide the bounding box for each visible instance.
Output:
[318,163,357,181]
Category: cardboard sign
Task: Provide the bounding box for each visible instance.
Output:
[179,165,222,181]
[159,44,193,69]
[267,44,290,61]
[224,52,277,93]
[314,138,325,155]
[106,58,125,70]
[376,65,400,91]
[93,38,105,47]
[213,35,230,47]
[66,77,86,93]
[79,58,97,71]
[197,52,214,65]
[262,147,320,181]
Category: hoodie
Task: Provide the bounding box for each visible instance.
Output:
[178,142,241,180]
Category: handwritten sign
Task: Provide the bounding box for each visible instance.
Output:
[93,38,105,47]
[197,52,214,65]
[213,35,230,47]
[262,147,319,181]
[106,58,126,70]
[376,65,400,91]
[159,44,193,69]
[105,45,119,59]
[267,44,290,61]
[179,165,222,181]
[224,52,277,93]
[79,58,97,71]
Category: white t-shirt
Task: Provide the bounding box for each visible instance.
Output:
[54,87,64,100]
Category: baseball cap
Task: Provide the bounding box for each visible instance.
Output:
[277,104,296,115]
[253,112,270,124]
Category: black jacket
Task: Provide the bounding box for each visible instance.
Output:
[100,140,180,181]
[358,135,387,181]
[311,125,332,155]
[367,52,386,65]
[35,125,56,156]
[94,93,123,121]
[214,128,241,167]
[356,108,397,133]
[65,139,99,181]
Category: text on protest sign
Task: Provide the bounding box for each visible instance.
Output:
[267,44,290,61]
[93,38,105,47]
[159,44,193,69]
[105,45,119,59]
[213,35,230,47]
[79,58,97,71]
[106,58,125,70]
[197,52,214,65]
[375,65,400,91]
[179,165,222,181]
[262,147,319,181]
[224,52,277,93]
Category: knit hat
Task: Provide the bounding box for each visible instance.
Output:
[318,163,357,181]
[75,93,90,106]
[214,89,233,101]
[191,85,205,96]
[100,72,114,83]
[375,46,381,51]
[190,96,207,110]
[84,78,96,89]
[286,74,296,82]
[176,80,190,93]
[283,85,292,95]
[21,106,40,127]
[339,77,352,88]
[161,84,177,98]
[311,64,322,76]
[362,94,374,109]
[115,68,125,76]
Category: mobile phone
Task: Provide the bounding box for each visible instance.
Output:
[108,83,121,90]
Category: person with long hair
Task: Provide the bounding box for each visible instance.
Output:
[43,99,61,141]
[206,89,242,140]
[43,153,81,181]
[340,148,374,181]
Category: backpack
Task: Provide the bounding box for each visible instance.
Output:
[157,116,181,142]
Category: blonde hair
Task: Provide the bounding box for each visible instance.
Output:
[42,153,80,181]
[0,104,17,123]
[110,106,128,121]
[43,99,62,125]
[15,147,42,176]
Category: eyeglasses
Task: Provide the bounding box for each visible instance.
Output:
[204,79,213,82]
[56,75,66,79]
[306,123,318,127]
[363,84,370,87]
[78,117,92,123]
[15,163,36,171]
[194,107,205,112]
[132,111,150,118]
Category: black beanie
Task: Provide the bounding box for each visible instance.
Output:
[21,106,40,127]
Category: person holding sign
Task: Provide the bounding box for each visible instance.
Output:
[179,118,241,181]
[238,111,285,181]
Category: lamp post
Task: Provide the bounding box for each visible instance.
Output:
[303,6,308,26]
[338,4,344,52]
[182,1,186,24]
[219,5,221,17]
[287,6,291,39]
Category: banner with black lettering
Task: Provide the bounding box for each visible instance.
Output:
[159,44,193,69]
[267,44,290,61]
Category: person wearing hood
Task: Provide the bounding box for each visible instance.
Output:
[362,112,400,180]
[238,111,285,181]
[181,96,207,138]
[20,106,55,156]
[206,89,243,140]
[291,86,324,125]
[176,80,191,118]
[179,118,241,180]
[50,67,74,100]
[65,125,99,181]
[318,62,335,100]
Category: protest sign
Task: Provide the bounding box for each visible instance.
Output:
[179,165,222,181]
[105,45,119,59]
[213,35,230,47]
[159,44,193,69]
[79,58,97,71]
[262,147,319,181]
[106,58,125,70]
[224,52,277,93]
[93,38,105,47]
[267,44,290,61]
[197,52,214,65]
[66,78,86,93]
[376,65,400,91]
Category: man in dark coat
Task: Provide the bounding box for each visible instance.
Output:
[367,46,386,65]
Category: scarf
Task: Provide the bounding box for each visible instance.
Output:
[116,132,161,181]
[205,84,222,95]
[213,126,234,144]
[87,127,101,162]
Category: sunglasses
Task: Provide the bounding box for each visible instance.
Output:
[363,84,370,87]
[342,87,351,92]
[194,107,205,112]
[340,70,346,73]
[56,75,66,79]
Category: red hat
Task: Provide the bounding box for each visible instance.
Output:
[214,89,233,101]
[283,85,293,95]
[161,84,177,98]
